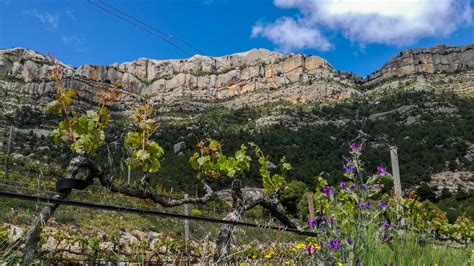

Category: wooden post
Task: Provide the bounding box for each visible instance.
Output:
[4,125,13,179]
[184,194,190,258]
[307,193,315,221]
[390,146,402,198]
[127,164,131,184]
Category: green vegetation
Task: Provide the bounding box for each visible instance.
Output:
[1,89,472,220]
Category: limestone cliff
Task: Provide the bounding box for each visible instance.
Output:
[0,43,473,115]
[0,48,358,114]
[363,44,474,88]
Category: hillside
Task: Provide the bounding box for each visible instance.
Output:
[0,43,473,220]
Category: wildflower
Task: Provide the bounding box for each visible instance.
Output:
[330,215,335,226]
[360,183,368,190]
[350,143,363,153]
[383,232,393,242]
[338,263,343,266]
[343,164,356,173]
[308,218,318,228]
[347,237,353,245]
[349,182,356,190]
[305,244,312,254]
[379,200,386,209]
[360,201,372,209]
[264,251,274,259]
[377,166,387,175]
[383,220,394,229]
[340,182,347,190]
[349,143,356,151]
[322,186,334,198]
[328,239,342,250]
[321,215,327,226]
[295,243,306,250]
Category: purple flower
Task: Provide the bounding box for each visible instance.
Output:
[379,200,386,209]
[360,184,368,190]
[308,218,317,228]
[350,143,363,153]
[328,239,342,250]
[340,182,347,190]
[347,237,353,245]
[383,232,393,242]
[329,215,335,226]
[360,201,372,209]
[321,215,327,226]
[343,164,356,173]
[383,220,395,229]
[349,143,356,151]
[322,186,334,198]
[305,244,312,254]
[377,166,387,175]
[349,182,356,190]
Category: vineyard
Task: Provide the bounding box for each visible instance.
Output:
[0,56,472,265]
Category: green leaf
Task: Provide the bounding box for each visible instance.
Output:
[149,157,161,173]
[46,100,62,114]
[136,149,150,161]
[125,132,141,148]
[189,152,200,170]
[197,155,209,166]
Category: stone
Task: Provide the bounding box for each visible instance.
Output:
[173,141,187,154]
[428,171,474,196]
[8,224,23,242]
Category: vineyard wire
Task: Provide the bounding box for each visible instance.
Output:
[0,190,317,237]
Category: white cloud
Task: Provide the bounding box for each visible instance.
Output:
[254,0,472,50]
[252,17,332,52]
[24,9,60,29]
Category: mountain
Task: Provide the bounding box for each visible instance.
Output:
[1,44,472,112]
[0,44,473,220]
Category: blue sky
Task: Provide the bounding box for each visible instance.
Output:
[1,0,473,76]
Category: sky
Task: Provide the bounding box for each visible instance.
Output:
[0,0,473,76]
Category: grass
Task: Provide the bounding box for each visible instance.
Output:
[366,241,472,266]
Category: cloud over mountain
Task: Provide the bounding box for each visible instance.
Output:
[252,0,472,51]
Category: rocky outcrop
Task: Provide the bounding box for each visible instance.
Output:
[428,171,474,196]
[0,48,359,114]
[363,44,474,88]
[0,43,473,115]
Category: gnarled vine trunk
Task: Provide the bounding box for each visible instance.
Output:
[22,158,302,264]
[214,179,245,262]
[22,154,100,265]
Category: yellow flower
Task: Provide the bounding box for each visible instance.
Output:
[314,243,321,250]
[252,255,257,260]
[337,262,343,266]
[265,254,272,259]
[296,243,306,249]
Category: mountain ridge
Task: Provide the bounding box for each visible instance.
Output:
[0,43,473,115]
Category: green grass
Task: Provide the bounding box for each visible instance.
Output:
[366,241,472,266]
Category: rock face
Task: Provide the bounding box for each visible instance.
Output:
[363,44,474,88]
[428,171,474,196]
[0,43,473,114]
[0,48,359,114]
